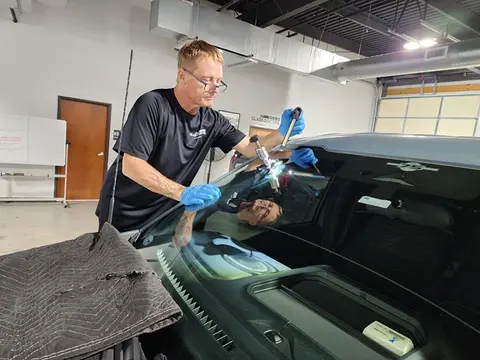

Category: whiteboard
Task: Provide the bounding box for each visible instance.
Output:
[0,114,66,166]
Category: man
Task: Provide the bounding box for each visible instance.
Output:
[96,40,313,233]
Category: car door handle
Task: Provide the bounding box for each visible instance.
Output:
[97,152,104,156]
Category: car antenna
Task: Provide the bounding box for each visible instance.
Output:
[108,49,134,225]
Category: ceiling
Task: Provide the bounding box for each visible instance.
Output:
[209,0,480,58]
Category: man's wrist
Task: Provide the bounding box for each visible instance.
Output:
[175,185,186,202]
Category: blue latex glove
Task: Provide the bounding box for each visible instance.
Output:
[279,108,305,137]
[180,184,221,211]
[290,148,318,169]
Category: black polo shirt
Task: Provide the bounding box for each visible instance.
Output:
[96,88,245,233]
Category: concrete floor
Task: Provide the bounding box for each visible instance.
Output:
[0,202,98,256]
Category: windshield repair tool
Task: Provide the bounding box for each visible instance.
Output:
[280,107,302,149]
[250,135,280,193]
[312,163,321,175]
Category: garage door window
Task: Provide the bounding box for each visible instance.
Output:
[374,95,480,137]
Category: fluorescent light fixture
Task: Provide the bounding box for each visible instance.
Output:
[404,42,420,50]
[419,38,438,47]
[404,38,438,50]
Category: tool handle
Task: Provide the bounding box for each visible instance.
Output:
[292,107,302,120]
[281,107,302,148]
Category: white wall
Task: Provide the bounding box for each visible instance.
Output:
[0,0,290,197]
[286,74,377,136]
[0,0,376,200]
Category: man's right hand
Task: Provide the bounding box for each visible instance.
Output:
[180,184,221,211]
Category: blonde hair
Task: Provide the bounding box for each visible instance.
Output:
[177,40,224,68]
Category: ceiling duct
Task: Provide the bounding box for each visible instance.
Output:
[311,37,480,82]
[150,0,348,74]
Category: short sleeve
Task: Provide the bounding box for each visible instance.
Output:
[212,114,246,153]
[113,92,161,161]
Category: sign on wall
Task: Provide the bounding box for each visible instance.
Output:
[250,114,280,130]
[219,110,241,129]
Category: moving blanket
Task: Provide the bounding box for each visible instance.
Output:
[0,223,182,360]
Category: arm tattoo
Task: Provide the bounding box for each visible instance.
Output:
[123,154,185,201]
[140,168,184,201]
[173,211,196,247]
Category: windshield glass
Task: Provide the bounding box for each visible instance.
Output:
[139,156,328,251]
[135,149,480,360]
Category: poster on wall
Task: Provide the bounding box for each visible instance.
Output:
[250,114,280,130]
[0,115,28,164]
[219,110,241,129]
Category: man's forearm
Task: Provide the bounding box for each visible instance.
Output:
[173,210,196,247]
[122,153,185,201]
[260,130,283,151]
[234,130,283,158]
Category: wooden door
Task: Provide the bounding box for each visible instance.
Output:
[56,97,110,200]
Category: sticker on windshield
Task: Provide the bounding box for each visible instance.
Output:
[358,196,391,209]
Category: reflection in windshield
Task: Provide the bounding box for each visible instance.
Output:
[143,157,326,247]
[137,152,480,360]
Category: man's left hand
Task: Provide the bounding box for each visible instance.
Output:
[290,148,318,169]
[279,108,305,137]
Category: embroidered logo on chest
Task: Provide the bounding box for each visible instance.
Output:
[189,129,206,139]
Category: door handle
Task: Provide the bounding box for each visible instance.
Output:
[97,152,104,156]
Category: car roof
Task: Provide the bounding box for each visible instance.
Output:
[288,133,480,170]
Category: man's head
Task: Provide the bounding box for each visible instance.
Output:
[176,40,226,108]
[237,199,283,226]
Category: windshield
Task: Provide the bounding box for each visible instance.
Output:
[135,149,480,360]
[139,156,328,250]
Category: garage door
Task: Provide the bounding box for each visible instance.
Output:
[374,94,480,137]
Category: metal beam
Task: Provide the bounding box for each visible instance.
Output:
[279,18,378,56]
[274,0,406,41]
[261,0,330,28]
[318,0,406,39]
[424,0,480,35]
[216,0,243,12]
[239,0,317,27]
[380,72,480,87]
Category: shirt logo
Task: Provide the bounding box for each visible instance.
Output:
[190,129,206,139]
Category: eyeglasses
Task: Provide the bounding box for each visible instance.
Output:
[182,67,228,93]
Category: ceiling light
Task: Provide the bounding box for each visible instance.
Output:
[419,38,438,47]
[404,42,420,50]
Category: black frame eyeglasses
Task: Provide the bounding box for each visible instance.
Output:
[182,67,228,93]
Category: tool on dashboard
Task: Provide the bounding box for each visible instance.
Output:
[312,163,321,175]
[250,135,280,193]
[280,107,302,149]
